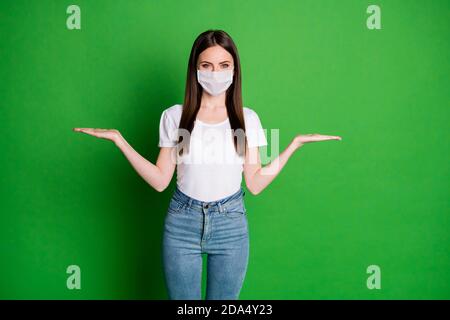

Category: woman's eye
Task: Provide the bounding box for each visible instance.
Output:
[222,64,229,68]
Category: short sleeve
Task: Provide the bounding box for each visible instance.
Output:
[158,110,178,147]
[246,110,268,148]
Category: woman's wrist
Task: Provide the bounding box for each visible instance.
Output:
[114,132,126,149]
[290,137,304,151]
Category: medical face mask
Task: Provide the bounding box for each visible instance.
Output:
[197,69,234,96]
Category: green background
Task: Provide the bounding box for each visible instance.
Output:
[0,0,449,299]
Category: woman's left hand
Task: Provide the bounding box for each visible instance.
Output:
[292,133,342,149]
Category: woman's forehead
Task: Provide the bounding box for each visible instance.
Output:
[198,46,233,62]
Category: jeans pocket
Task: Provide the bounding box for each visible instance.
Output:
[224,201,246,218]
[168,198,184,215]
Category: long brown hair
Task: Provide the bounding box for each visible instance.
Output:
[177,29,247,157]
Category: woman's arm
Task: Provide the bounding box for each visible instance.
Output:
[73,128,176,192]
[244,133,342,195]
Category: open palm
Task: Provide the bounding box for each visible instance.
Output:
[293,133,342,148]
[73,128,121,143]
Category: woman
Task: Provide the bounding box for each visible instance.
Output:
[73,29,342,300]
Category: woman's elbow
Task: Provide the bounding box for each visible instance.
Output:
[246,184,262,196]
[153,179,170,193]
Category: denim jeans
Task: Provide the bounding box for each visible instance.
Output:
[162,185,249,300]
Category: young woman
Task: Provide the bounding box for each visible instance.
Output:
[73,29,342,300]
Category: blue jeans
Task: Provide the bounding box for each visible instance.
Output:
[162,185,249,300]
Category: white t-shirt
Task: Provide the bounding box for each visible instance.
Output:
[158,104,268,202]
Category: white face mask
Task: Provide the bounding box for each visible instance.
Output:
[197,69,234,96]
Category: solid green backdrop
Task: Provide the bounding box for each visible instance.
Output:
[0,0,449,299]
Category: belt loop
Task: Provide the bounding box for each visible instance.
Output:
[218,202,223,213]
[187,198,192,209]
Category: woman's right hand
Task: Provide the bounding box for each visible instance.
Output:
[73,128,123,145]
[73,127,174,192]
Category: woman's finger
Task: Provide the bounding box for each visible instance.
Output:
[321,135,342,140]
[73,128,117,141]
[74,128,99,137]
[73,128,92,133]
[296,134,342,144]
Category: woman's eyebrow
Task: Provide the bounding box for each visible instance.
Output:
[199,60,232,64]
